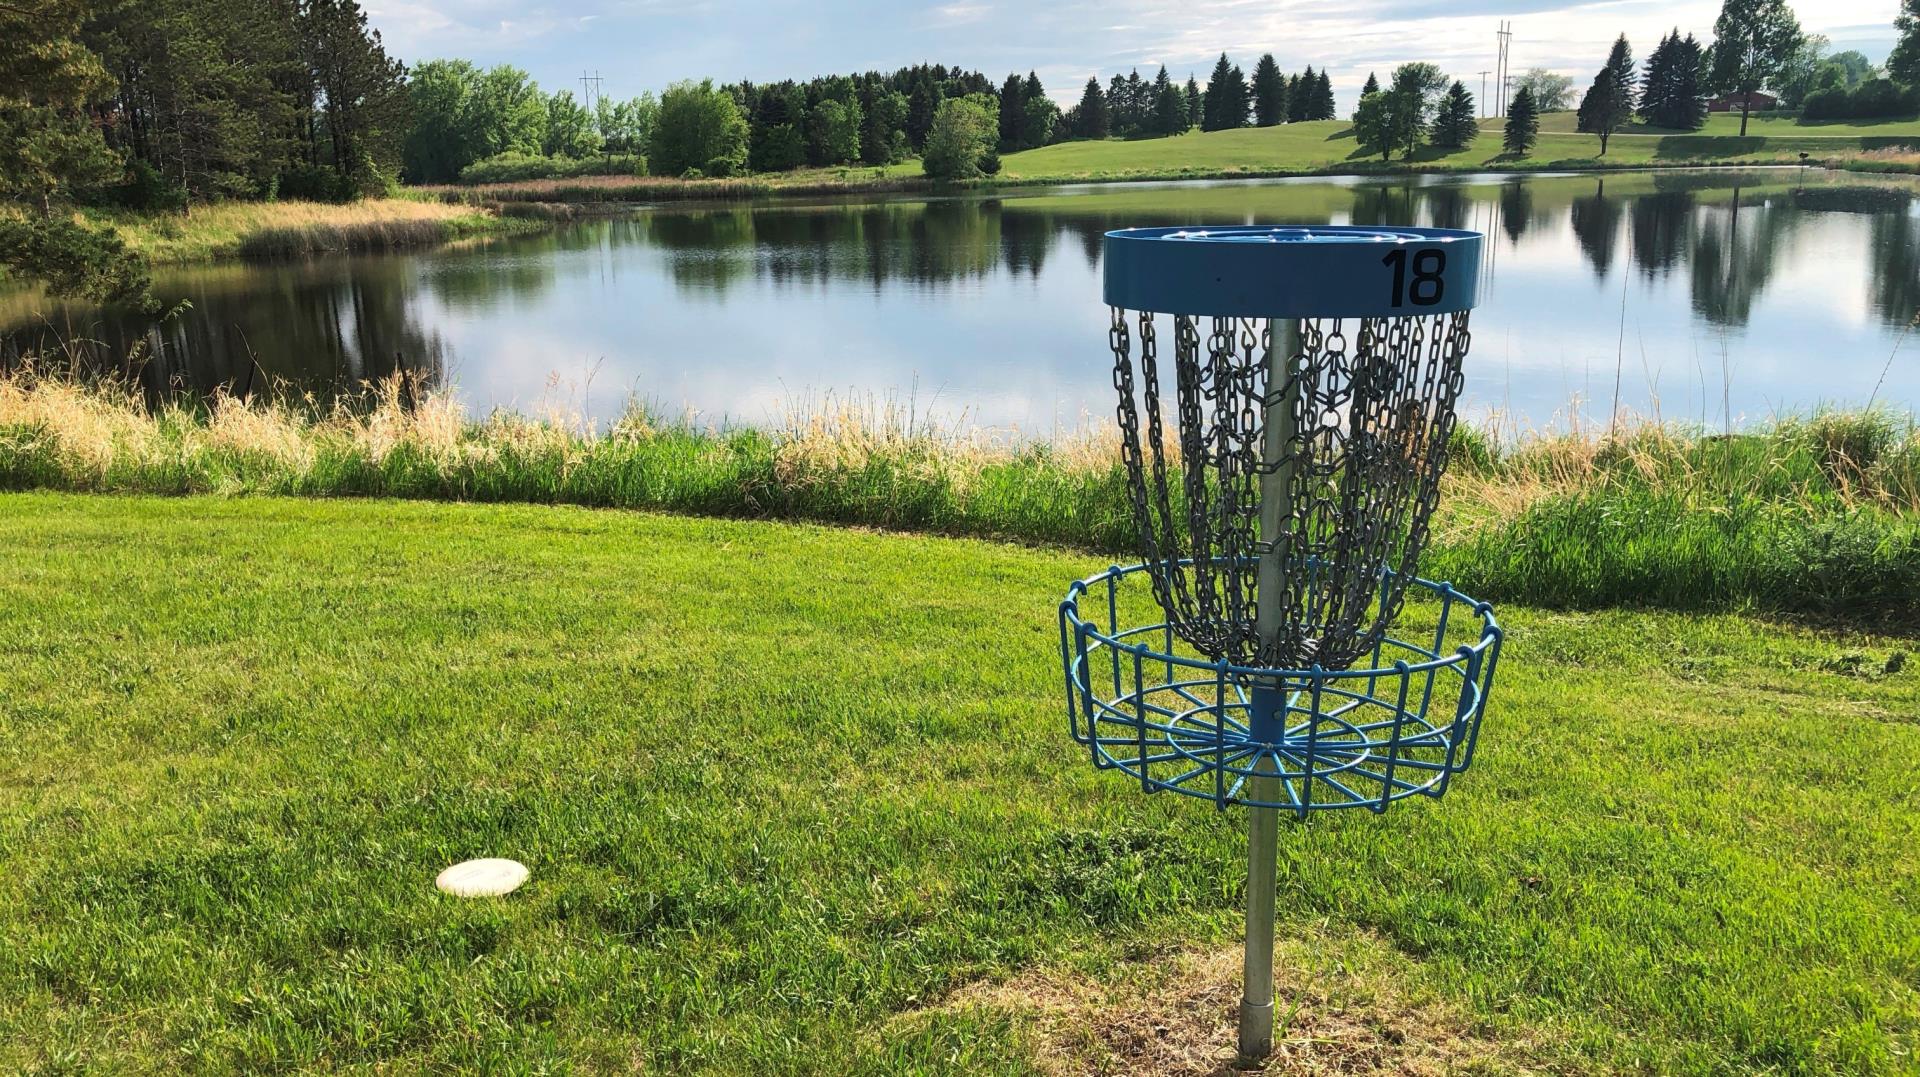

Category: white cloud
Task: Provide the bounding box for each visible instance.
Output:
[365,0,1903,111]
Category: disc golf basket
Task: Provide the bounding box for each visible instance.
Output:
[1057,226,1504,1066]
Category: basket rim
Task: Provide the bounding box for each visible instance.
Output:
[1059,561,1500,681]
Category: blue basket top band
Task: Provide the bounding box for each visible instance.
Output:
[1103,225,1483,319]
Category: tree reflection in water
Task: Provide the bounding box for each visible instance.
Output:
[3,171,1917,409]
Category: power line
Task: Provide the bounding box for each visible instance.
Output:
[1476,70,1491,117]
[579,70,604,111]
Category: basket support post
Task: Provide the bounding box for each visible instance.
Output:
[1238,319,1301,1067]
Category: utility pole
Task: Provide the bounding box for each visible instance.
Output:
[1494,22,1514,117]
[579,70,604,111]
[1477,70,1491,117]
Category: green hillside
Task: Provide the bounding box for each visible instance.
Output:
[994,112,1920,182]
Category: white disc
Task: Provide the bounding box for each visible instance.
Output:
[435,857,530,897]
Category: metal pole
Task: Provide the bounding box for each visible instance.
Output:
[1238,319,1301,1066]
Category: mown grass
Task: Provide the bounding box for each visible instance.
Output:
[423,113,1920,206]
[79,199,535,264]
[993,112,1920,184]
[1,373,1916,623]
[0,493,1914,1073]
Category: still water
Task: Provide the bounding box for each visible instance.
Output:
[4,169,1917,430]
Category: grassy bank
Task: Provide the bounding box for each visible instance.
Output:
[0,493,1914,1072]
[80,198,539,264]
[2,374,1916,622]
[422,169,933,207]
[430,113,1920,206]
[991,112,1920,184]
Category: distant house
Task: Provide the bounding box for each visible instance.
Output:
[1707,91,1778,113]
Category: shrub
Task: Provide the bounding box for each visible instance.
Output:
[96,160,187,212]
[1801,79,1920,121]
[273,164,357,203]
[922,97,997,181]
[456,152,646,185]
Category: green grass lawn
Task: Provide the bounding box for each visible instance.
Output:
[2,494,1917,1073]
[995,111,1920,182]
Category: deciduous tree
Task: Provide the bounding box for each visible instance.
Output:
[921,95,996,179]
[1352,90,1394,159]
[1889,0,1920,84]
[651,79,748,176]
[1577,65,1628,153]
[1515,68,1575,111]
[1709,0,1804,135]
[544,91,601,158]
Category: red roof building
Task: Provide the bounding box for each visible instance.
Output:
[1707,91,1778,113]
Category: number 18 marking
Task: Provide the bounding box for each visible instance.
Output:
[1382,248,1446,307]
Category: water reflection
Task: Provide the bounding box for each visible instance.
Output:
[3,169,1916,427]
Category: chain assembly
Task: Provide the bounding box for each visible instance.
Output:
[1109,308,1472,670]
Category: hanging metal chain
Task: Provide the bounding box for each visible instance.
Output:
[1109,307,1472,670]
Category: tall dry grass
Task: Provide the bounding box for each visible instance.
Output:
[423,171,931,206]
[3,370,1916,620]
[83,199,512,263]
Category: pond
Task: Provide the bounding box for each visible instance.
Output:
[4,168,1917,432]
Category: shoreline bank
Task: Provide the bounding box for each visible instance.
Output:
[2,374,1914,623]
[67,149,1920,273]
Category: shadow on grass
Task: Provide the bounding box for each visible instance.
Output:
[1653,136,1767,159]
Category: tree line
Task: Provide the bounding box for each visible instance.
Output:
[1066,56,1337,140]
[1572,0,1920,150]
[1350,66,1482,161]
[85,0,402,207]
[2,0,407,306]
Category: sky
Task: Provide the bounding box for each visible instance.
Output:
[363,0,1904,113]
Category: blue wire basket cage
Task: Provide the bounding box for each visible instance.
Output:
[1060,562,1502,816]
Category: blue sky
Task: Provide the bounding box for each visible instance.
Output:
[363,0,1902,111]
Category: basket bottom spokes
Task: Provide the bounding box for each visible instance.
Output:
[1079,679,1466,814]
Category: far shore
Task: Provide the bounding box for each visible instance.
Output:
[27,110,1919,273]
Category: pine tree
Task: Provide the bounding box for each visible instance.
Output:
[1203,53,1236,130]
[1362,71,1380,96]
[1290,68,1313,121]
[1150,66,1185,134]
[997,73,1024,150]
[1021,71,1049,147]
[1185,76,1203,129]
[1503,86,1540,155]
[1640,30,1709,129]
[1314,70,1336,119]
[303,0,410,193]
[1604,34,1637,113]
[1432,80,1478,148]
[1075,77,1108,138]
[1125,69,1146,130]
[1252,54,1286,126]
[0,0,150,302]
